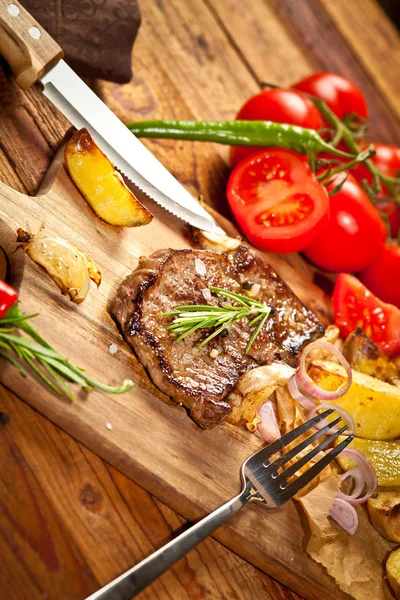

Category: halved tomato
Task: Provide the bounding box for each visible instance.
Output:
[226,149,329,253]
[333,273,400,355]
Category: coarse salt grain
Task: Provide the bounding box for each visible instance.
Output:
[209,348,219,358]
[108,343,118,355]
[250,283,261,297]
[105,422,113,431]
[201,288,212,301]
[195,258,206,276]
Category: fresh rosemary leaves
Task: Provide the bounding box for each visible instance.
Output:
[161,286,273,353]
[0,304,133,400]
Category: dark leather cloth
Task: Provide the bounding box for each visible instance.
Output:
[21,0,141,83]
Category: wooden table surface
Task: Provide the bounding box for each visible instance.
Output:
[1,1,400,599]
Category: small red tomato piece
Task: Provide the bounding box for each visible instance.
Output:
[377,201,400,239]
[303,173,386,272]
[226,148,329,253]
[293,72,368,120]
[333,273,400,355]
[230,89,323,167]
[0,279,18,319]
[359,245,400,308]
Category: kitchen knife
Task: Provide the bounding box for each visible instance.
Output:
[0,0,224,234]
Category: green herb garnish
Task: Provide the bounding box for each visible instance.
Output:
[0,304,133,400]
[161,286,273,353]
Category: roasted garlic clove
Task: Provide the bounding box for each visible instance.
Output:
[194,229,242,253]
[17,227,101,304]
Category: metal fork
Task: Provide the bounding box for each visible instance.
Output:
[86,409,353,600]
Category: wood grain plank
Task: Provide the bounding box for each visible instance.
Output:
[134,0,258,121]
[0,156,345,600]
[0,387,300,600]
[0,59,69,195]
[204,0,312,87]
[0,147,26,192]
[267,0,400,143]
[320,0,400,125]
[1,1,392,598]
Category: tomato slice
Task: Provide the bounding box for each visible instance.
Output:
[226,149,329,253]
[333,273,400,355]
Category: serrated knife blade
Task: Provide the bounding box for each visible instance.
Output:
[40,60,224,234]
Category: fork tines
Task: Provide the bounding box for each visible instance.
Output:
[248,409,354,506]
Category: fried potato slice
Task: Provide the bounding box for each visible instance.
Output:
[308,361,400,440]
[65,129,153,227]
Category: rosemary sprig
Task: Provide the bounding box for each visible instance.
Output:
[0,304,133,400]
[161,286,273,353]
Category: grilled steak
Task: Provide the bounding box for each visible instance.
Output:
[113,246,323,428]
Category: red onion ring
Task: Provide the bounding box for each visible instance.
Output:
[339,468,365,500]
[307,402,354,435]
[330,497,358,535]
[287,375,315,411]
[296,341,352,401]
[336,449,377,505]
[257,401,280,443]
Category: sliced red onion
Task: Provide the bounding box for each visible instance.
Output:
[339,468,365,501]
[336,448,377,505]
[330,497,358,535]
[257,401,280,443]
[296,340,352,401]
[307,402,354,435]
[287,375,315,411]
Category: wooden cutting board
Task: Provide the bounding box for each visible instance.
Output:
[0,151,347,600]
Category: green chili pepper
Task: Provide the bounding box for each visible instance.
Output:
[126,119,353,158]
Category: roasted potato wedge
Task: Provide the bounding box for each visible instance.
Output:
[368,488,400,542]
[387,547,400,598]
[344,328,399,385]
[308,361,400,440]
[65,129,153,227]
[337,436,400,487]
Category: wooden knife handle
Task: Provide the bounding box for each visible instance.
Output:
[0,0,63,88]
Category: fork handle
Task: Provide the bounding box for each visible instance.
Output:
[86,488,250,600]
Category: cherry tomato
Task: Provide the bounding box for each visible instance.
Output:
[303,173,386,272]
[226,149,329,253]
[230,89,323,167]
[333,273,400,355]
[351,143,400,238]
[293,72,368,120]
[377,201,400,239]
[359,245,400,308]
